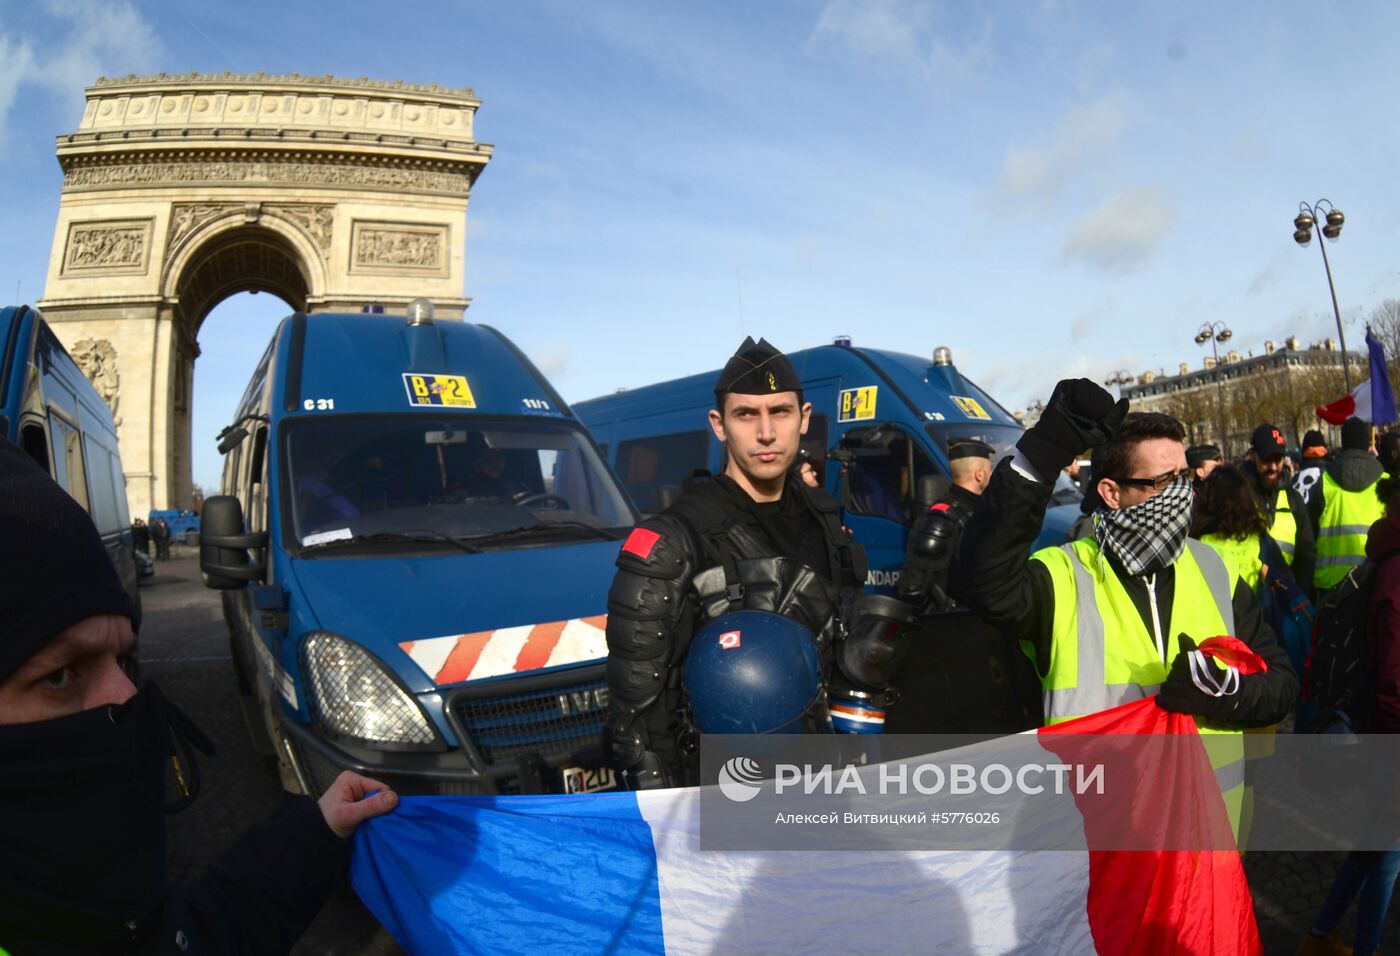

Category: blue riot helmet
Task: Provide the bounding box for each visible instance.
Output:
[684,610,832,734]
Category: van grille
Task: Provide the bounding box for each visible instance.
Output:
[453,673,610,765]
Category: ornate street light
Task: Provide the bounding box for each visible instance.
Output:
[1196,321,1233,454]
[1294,199,1352,392]
[1103,369,1135,391]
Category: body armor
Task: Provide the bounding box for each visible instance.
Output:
[602,476,870,789]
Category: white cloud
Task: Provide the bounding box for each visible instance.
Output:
[1062,185,1176,274]
[990,94,1129,206]
[0,0,163,141]
[1070,301,1111,343]
[806,0,990,87]
[534,345,570,381]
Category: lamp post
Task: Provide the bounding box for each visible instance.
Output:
[1195,322,1233,454]
[1293,199,1351,393]
[1103,369,1135,399]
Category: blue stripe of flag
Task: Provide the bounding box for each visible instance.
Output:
[352,793,665,956]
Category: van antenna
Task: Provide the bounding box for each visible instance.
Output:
[734,267,746,335]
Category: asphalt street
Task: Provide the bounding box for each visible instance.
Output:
[138,551,1395,955]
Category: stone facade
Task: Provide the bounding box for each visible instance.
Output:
[37,72,492,517]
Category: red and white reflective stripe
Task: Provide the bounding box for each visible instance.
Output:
[399,615,608,686]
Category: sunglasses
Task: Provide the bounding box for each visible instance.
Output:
[1113,466,1192,492]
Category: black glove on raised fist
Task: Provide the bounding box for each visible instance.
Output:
[1016,378,1129,479]
[1157,634,1240,720]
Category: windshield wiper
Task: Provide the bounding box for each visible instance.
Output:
[457,522,624,546]
[300,530,481,554]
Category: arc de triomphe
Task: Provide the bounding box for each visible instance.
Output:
[37,72,492,518]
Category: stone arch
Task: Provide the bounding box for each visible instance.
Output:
[36,73,492,515]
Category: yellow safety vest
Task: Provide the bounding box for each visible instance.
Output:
[1201,532,1264,593]
[1268,488,1298,567]
[1315,472,1385,591]
[1032,536,1246,837]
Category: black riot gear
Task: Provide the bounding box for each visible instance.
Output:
[896,485,978,614]
[602,472,870,789]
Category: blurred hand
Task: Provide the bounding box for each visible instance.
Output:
[317,770,398,839]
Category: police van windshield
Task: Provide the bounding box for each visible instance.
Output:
[283,416,636,552]
[924,423,1023,465]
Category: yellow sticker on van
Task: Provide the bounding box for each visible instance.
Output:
[951,395,991,420]
[404,373,477,408]
[838,386,878,423]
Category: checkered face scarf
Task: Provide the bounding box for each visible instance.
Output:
[1093,474,1194,577]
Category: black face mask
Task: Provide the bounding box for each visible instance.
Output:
[0,682,213,951]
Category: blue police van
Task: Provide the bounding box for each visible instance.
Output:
[1,304,142,610]
[150,508,200,545]
[575,341,1080,590]
[200,301,638,796]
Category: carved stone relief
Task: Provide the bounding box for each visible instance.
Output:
[268,204,334,252]
[65,160,472,195]
[64,220,152,273]
[350,221,447,274]
[168,203,236,251]
[70,338,121,424]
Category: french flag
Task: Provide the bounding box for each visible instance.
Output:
[351,693,1261,956]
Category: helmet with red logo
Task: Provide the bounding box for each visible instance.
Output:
[683,610,831,734]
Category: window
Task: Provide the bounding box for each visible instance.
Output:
[82,433,122,535]
[20,423,49,475]
[48,415,87,510]
[616,431,709,514]
[843,428,940,524]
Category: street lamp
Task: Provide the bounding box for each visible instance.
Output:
[1103,369,1135,397]
[1195,321,1233,454]
[1294,199,1351,392]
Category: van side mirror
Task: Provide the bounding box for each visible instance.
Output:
[199,495,268,589]
[916,474,950,513]
[216,425,248,456]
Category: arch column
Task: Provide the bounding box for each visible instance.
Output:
[37,72,491,517]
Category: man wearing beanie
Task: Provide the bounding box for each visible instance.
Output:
[600,337,872,789]
[1185,443,1223,487]
[1293,430,1329,504]
[0,437,398,954]
[1309,417,1385,594]
[1243,424,1316,596]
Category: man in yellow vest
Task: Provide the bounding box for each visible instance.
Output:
[1308,416,1385,594]
[952,378,1298,732]
[1243,423,1316,596]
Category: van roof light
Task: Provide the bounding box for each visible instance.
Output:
[932,346,953,366]
[406,298,435,326]
[833,335,852,348]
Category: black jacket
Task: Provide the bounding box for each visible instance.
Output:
[601,473,865,788]
[950,459,1298,727]
[1241,461,1317,597]
[896,482,980,613]
[1307,448,1385,532]
[3,797,348,956]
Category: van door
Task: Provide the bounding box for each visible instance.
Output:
[837,424,941,593]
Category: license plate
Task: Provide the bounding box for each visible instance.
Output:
[562,765,617,794]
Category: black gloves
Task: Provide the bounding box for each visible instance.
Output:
[1157,635,1241,721]
[1016,378,1129,480]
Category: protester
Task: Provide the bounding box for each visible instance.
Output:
[0,437,397,954]
[952,382,1298,829]
[1310,417,1385,594]
[1243,424,1317,596]
[1299,473,1400,956]
[1295,430,1330,504]
[1378,431,1400,477]
[1186,443,1224,487]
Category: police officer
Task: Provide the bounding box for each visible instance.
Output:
[895,439,992,614]
[1309,416,1385,594]
[600,337,871,789]
[952,381,1297,827]
[1243,423,1316,594]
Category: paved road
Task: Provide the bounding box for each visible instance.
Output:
[138,552,403,955]
[138,552,1395,955]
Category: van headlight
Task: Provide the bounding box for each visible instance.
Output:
[300,631,442,750]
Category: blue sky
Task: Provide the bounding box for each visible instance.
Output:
[3,0,1399,490]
